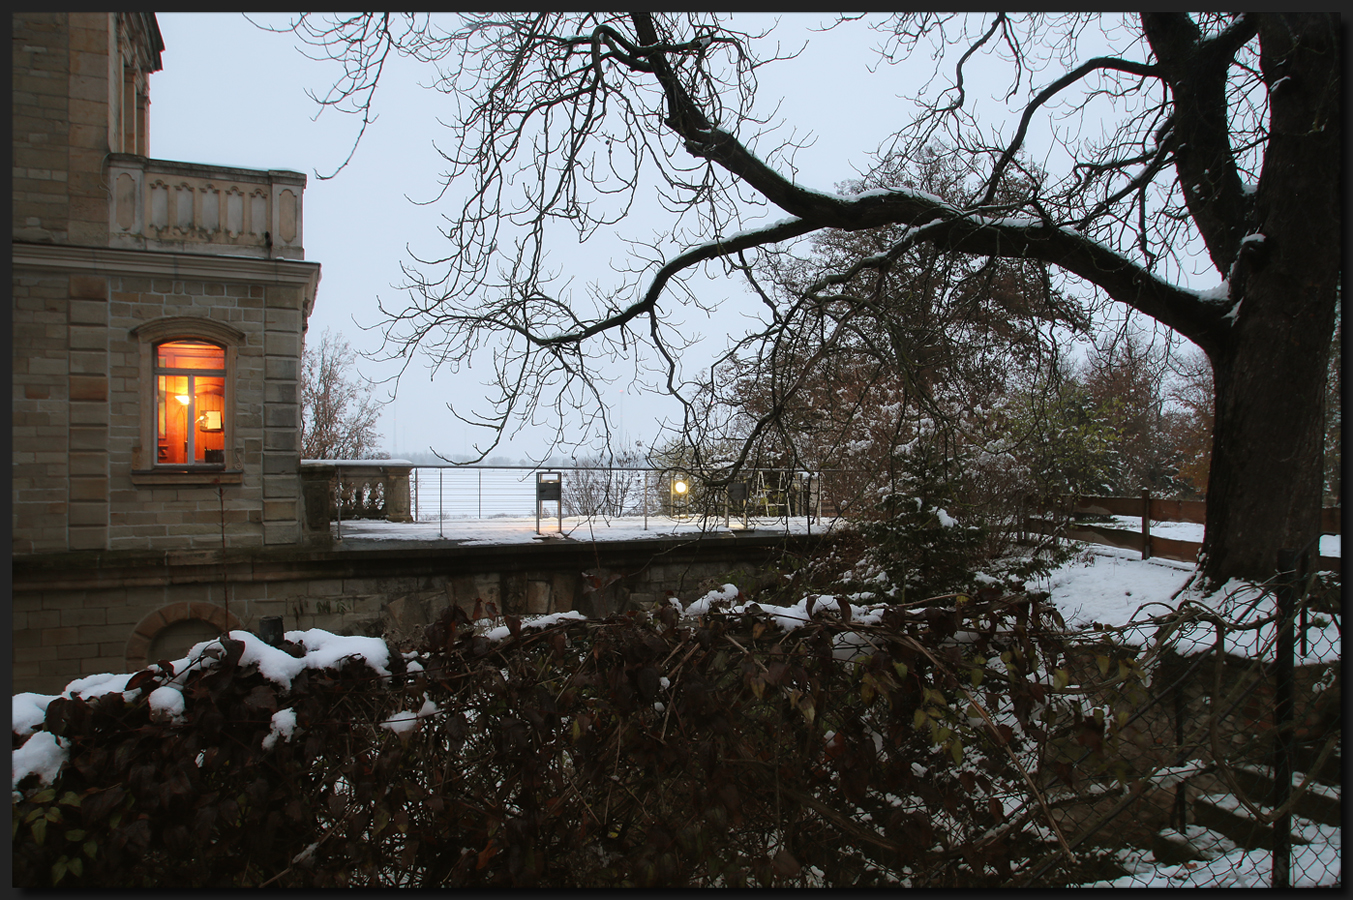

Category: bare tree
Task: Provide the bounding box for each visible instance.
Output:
[301,328,385,459]
[271,13,1339,586]
[563,443,648,521]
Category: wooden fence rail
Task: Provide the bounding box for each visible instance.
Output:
[1027,492,1341,574]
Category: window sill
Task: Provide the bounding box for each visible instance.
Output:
[130,469,244,486]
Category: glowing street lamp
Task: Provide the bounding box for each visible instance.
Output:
[670,474,690,519]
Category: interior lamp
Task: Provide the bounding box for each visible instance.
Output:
[673,478,689,495]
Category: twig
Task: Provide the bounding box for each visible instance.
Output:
[658,692,675,742]
[901,634,1078,866]
[778,785,903,855]
[258,799,358,887]
[724,634,770,674]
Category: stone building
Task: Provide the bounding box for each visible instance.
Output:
[12,12,320,688]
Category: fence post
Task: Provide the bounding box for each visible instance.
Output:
[335,466,343,542]
[1141,488,1152,560]
[1171,649,1188,830]
[439,468,444,539]
[1271,548,1298,889]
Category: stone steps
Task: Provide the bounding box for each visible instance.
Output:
[1175,757,1340,855]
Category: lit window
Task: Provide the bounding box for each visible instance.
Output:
[154,339,227,465]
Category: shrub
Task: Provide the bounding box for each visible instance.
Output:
[14,590,1113,888]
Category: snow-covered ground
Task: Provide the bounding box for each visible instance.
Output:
[1100,515,1341,558]
[1087,820,1342,888]
[331,512,1341,558]
[330,513,825,544]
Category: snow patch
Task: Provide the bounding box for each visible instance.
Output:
[1195,282,1230,304]
[12,693,54,737]
[12,732,68,789]
[379,695,439,735]
[148,685,186,721]
[262,708,299,750]
[481,609,586,642]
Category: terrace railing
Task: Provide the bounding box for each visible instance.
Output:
[297,463,865,542]
[300,460,414,541]
[400,466,873,536]
[107,154,306,260]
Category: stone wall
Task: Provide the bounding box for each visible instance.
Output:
[12,251,319,555]
[106,271,306,549]
[12,12,111,247]
[12,533,827,694]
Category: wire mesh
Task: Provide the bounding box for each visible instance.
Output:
[1016,567,1341,888]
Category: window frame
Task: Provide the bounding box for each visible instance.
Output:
[130,317,245,485]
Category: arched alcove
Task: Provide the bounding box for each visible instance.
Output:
[126,601,241,670]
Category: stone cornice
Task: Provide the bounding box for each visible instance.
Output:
[13,241,319,285]
[11,242,321,317]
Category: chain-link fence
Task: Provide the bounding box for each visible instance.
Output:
[1013,557,1341,888]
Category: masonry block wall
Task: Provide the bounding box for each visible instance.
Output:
[13,259,316,554]
[12,536,803,693]
[12,12,111,247]
[107,274,309,549]
[12,272,74,552]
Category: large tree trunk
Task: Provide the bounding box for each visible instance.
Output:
[1198,14,1340,587]
[1202,296,1334,587]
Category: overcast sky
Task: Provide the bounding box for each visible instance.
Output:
[149,13,1180,463]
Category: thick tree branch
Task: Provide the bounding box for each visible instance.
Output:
[1141,12,1258,274]
[532,216,817,348]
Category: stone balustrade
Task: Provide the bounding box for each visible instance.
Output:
[107,153,305,259]
[300,460,415,541]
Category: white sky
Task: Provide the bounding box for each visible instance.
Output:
[148,13,1193,462]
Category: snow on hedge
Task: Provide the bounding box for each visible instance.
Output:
[12,628,393,791]
[11,732,68,789]
[13,554,1340,794]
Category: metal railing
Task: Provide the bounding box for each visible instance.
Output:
[406,465,853,535]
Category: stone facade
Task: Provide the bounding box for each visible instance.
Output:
[12,12,321,686]
[13,255,318,554]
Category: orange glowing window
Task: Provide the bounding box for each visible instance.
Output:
[154,339,226,465]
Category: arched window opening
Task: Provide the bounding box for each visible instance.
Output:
[155,339,226,465]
